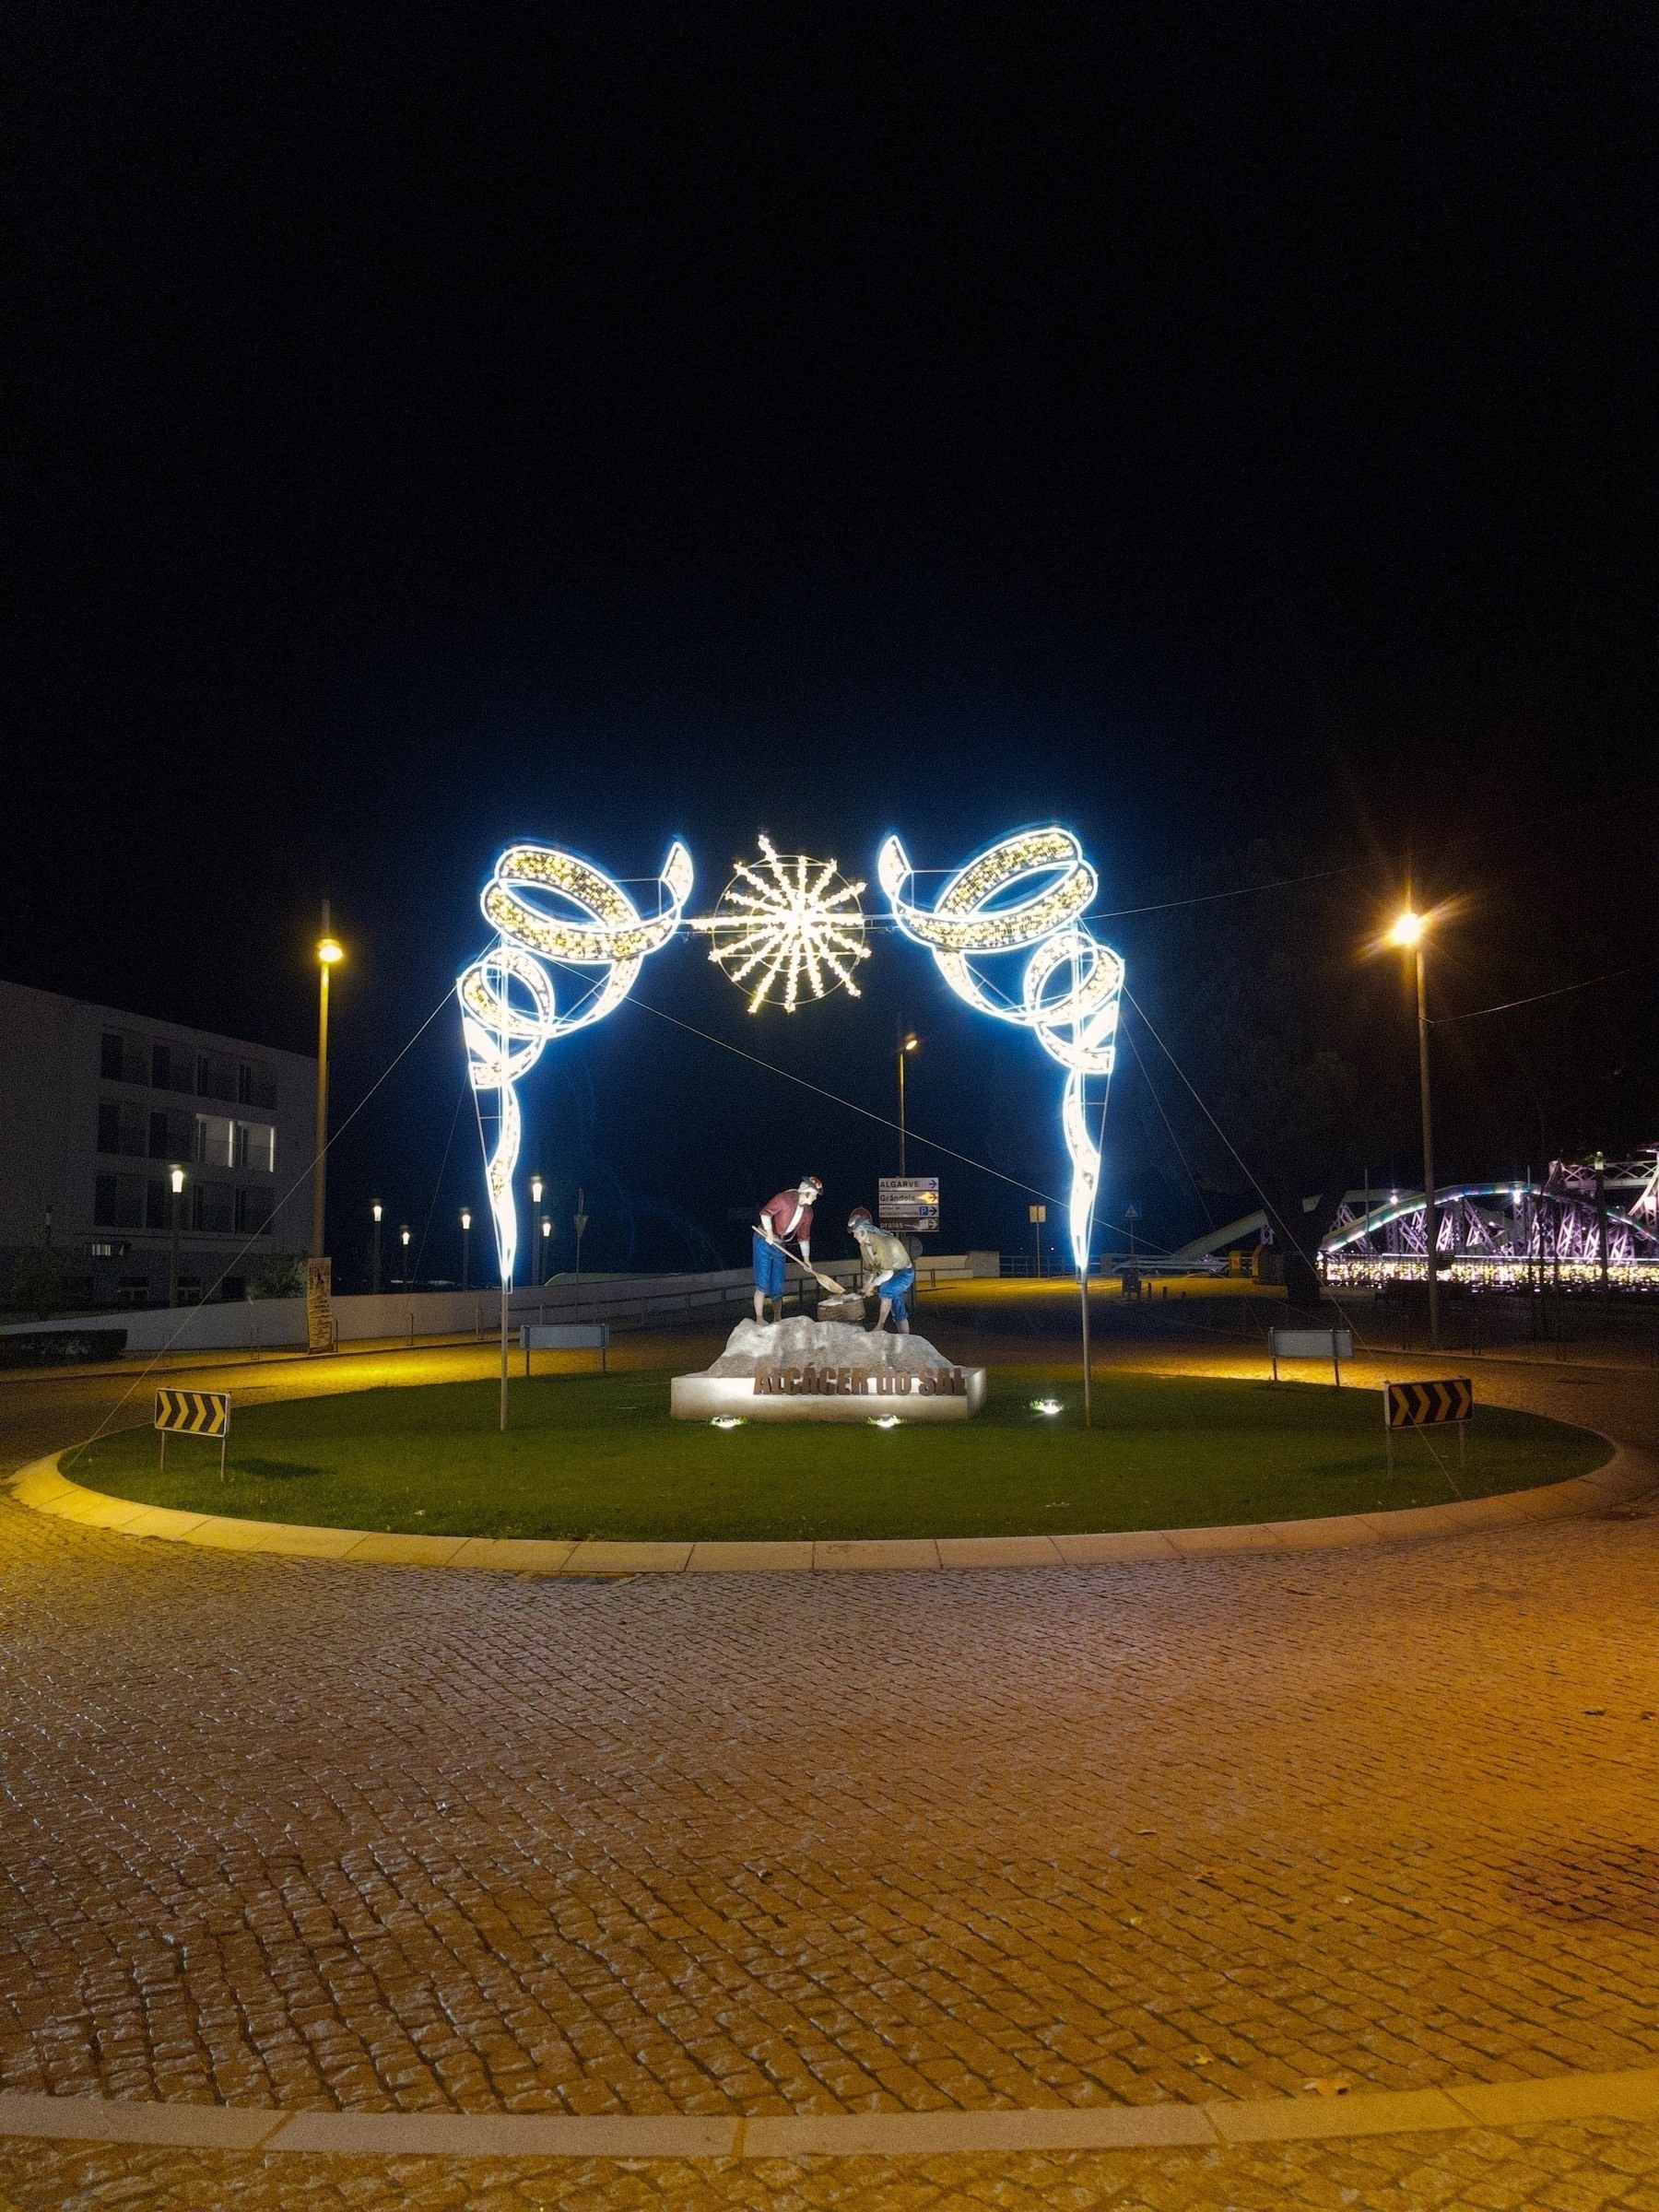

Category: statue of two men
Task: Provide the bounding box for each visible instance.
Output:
[751,1176,914,1335]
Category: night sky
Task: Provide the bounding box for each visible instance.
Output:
[6,6,1656,1284]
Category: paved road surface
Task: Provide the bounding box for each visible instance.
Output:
[1,1327,1655,2207]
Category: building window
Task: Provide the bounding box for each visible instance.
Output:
[193,1182,235,1233]
[95,1172,146,1230]
[149,1109,194,1161]
[150,1042,195,1094]
[100,1030,147,1083]
[196,1053,238,1101]
[194,1112,234,1167]
[237,1188,274,1234]
[98,1102,147,1158]
[234,1121,275,1172]
[240,1060,277,1109]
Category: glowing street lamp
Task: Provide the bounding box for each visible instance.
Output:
[399,1222,411,1292]
[460,1207,472,1291]
[896,1022,919,1175]
[1389,906,1441,1350]
[540,1214,553,1280]
[312,907,345,1264]
[168,1165,185,1309]
[371,1202,382,1296]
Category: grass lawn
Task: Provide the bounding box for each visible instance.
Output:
[62,1368,1610,1543]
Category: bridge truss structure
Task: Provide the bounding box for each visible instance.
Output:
[1321,1155,1659,1292]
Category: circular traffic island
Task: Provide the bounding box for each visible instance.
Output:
[62,1368,1610,1545]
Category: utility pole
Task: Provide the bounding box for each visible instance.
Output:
[312,905,344,1260]
[896,1021,918,1175]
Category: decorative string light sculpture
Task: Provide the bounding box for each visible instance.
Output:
[457,841,693,1285]
[877,827,1124,1274]
[693,834,870,1012]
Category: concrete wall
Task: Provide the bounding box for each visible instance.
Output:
[0,1253,1000,1356]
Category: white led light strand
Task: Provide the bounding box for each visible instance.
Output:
[693,834,870,1012]
[879,828,1124,1270]
[458,841,693,1283]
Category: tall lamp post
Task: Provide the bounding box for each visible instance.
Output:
[530,1174,549,1287]
[1388,908,1441,1351]
[896,1022,919,1174]
[168,1165,185,1308]
[371,1202,382,1295]
[460,1207,472,1292]
[399,1224,411,1291]
[312,910,345,1262]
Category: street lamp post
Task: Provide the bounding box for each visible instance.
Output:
[312,908,345,1263]
[460,1208,471,1292]
[398,1224,411,1291]
[573,1188,588,1302]
[1389,909,1441,1351]
[541,1216,552,1279]
[529,1173,552,1286]
[896,1022,918,1175]
[168,1165,185,1307]
[371,1202,382,1295]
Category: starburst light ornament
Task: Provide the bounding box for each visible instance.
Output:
[878,827,1124,1272]
[694,835,870,1013]
[457,840,693,1284]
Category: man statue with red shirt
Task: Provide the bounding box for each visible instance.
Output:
[753,1176,823,1324]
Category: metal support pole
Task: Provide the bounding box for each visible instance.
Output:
[312,900,331,1262]
[1078,1271,1092,1428]
[1414,943,1441,1351]
[500,1277,510,1431]
[896,1018,908,1177]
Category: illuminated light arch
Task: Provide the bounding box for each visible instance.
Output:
[878,828,1124,1270]
[458,841,693,1284]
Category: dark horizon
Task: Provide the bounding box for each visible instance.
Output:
[6,6,1655,1279]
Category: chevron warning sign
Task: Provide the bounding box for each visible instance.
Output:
[155,1389,230,1437]
[1384,1378,1473,1430]
[154,1389,231,1479]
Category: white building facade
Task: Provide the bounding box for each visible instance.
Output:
[0,980,316,1311]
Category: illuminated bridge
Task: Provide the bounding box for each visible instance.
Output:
[1166,1156,1659,1290]
[1321,1156,1659,1291]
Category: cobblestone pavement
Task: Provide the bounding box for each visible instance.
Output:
[0,1333,1656,2206]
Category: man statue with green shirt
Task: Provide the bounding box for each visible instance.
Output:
[847,1206,915,1335]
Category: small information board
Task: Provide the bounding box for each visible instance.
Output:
[155,1388,231,1479]
[305,1257,335,1353]
[878,1177,940,1234]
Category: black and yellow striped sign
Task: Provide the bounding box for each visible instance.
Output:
[154,1388,230,1439]
[1385,1378,1472,1430]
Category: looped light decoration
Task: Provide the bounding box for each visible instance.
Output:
[458,841,693,1283]
[692,835,869,1013]
[878,827,1124,1271]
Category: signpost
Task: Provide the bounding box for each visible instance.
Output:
[1383,1376,1473,1477]
[878,1177,939,1237]
[155,1388,230,1480]
[305,1257,335,1354]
